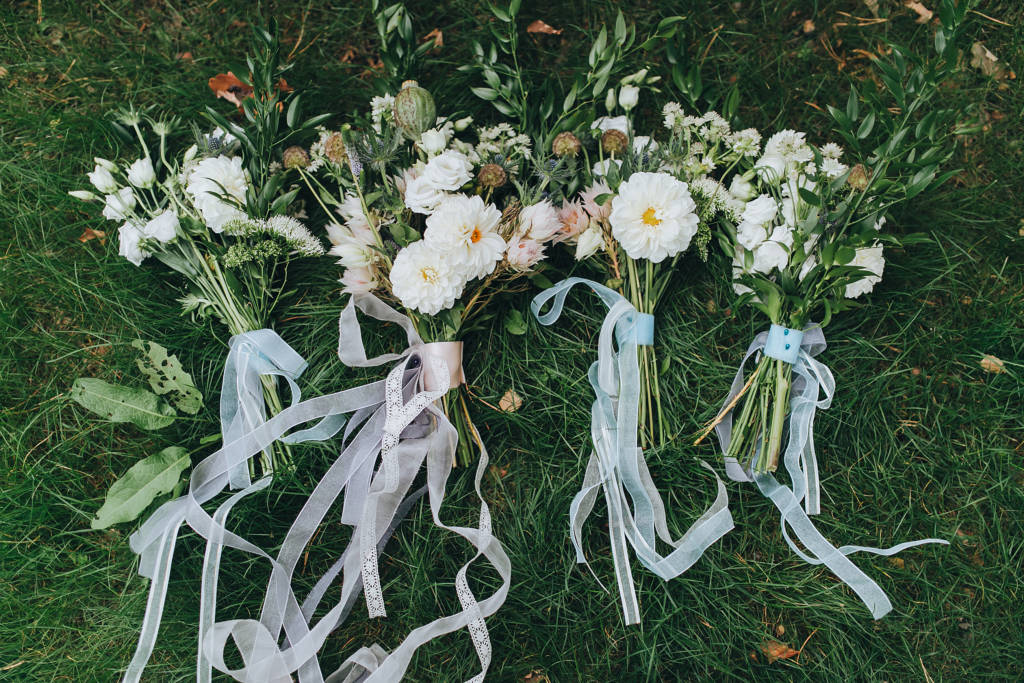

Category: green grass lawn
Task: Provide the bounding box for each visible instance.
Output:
[2,0,1022,680]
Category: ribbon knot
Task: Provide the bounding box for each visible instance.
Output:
[533,277,733,626]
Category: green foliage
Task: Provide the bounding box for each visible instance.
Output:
[69,378,177,431]
[90,447,191,529]
[132,340,203,415]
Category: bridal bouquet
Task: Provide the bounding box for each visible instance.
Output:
[293,80,557,464]
[70,29,327,480]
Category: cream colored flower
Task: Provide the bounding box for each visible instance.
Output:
[608,171,699,262]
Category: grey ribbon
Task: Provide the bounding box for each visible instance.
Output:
[714,325,949,619]
[533,277,733,626]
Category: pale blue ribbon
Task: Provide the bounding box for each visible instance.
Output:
[532,277,733,625]
[715,325,949,619]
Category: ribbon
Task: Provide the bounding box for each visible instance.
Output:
[714,325,948,619]
[121,296,510,682]
[532,277,733,625]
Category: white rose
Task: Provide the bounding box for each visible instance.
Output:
[126,157,156,188]
[752,241,789,274]
[741,195,777,226]
[422,150,473,191]
[102,187,136,221]
[142,210,178,243]
[618,85,640,111]
[419,128,449,156]
[729,175,756,201]
[736,221,768,251]
[404,175,447,215]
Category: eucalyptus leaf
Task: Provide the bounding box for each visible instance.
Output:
[90,447,190,529]
[70,378,176,430]
[132,340,203,415]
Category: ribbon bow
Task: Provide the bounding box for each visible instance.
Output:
[532,277,733,626]
[122,296,510,683]
[714,325,948,619]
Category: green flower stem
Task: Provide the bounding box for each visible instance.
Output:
[764,358,792,472]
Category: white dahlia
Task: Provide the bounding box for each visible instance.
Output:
[424,195,505,281]
[186,155,248,232]
[608,172,699,263]
[389,240,465,315]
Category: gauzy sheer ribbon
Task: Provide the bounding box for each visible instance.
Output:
[121,299,510,682]
[714,324,948,619]
[532,277,733,626]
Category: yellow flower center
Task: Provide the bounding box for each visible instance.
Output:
[642,207,661,226]
[470,227,482,243]
[420,266,438,284]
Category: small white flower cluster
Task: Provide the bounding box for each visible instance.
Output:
[475,123,531,161]
[369,94,395,132]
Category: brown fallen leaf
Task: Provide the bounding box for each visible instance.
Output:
[970,42,1009,80]
[889,556,905,569]
[905,1,933,23]
[527,19,562,35]
[176,51,194,62]
[78,227,106,245]
[208,71,252,106]
[422,28,443,49]
[499,389,523,413]
[760,639,800,663]
[980,354,1005,374]
[802,19,816,34]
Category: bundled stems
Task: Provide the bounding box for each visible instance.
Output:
[720,354,792,473]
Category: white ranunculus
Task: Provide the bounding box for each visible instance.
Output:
[736,221,768,251]
[419,128,450,156]
[518,200,561,242]
[424,195,505,281]
[752,241,789,274]
[754,153,786,184]
[741,195,777,227]
[186,156,248,232]
[102,187,136,221]
[505,236,545,271]
[118,221,147,266]
[422,150,473,191]
[88,163,119,193]
[389,240,465,315]
[404,175,448,215]
[126,157,156,188]
[590,116,630,135]
[591,158,622,178]
[142,210,178,243]
[845,243,885,298]
[729,175,756,201]
[575,224,604,260]
[618,85,640,111]
[609,171,699,263]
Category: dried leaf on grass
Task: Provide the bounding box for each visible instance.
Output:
[527,20,562,35]
[905,1,934,23]
[208,71,292,107]
[760,639,800,663]
[970,43,1011,80]
[422,28,443,48]
[499,389,523,413]
[980,354,1005,374]
[78,227,106,244]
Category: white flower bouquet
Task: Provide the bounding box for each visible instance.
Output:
[71,30,329,479]
[292,81,559,464]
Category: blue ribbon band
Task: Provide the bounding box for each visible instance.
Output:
[763,324,803,364]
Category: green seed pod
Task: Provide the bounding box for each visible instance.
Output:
[393,80,436,140]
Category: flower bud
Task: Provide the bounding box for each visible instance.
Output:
[552,131,582,157]
[477,163,507,189]
[283,146,310,170]
[618,85,640,111]
[454,116,473,132]
[94,157,117,172]
[601,129,629,155]
[68,190,98,201]
[604,88,617,112]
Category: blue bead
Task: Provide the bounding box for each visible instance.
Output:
[783,329,790,335]
[785,343,791,350]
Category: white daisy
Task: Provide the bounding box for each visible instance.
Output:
[424,195,505,281]
[389,240,465,315]
[609,171,700,263]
